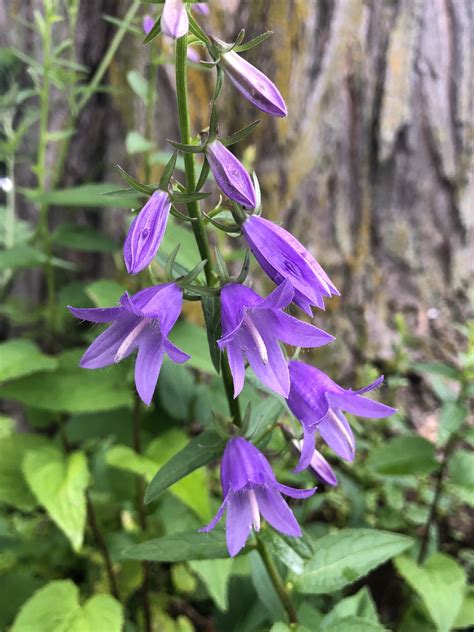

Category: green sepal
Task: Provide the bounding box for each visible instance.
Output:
[203,212,241,234]
[220,29,245,54]
[220,120,260,147]
[116,164,154,195]
[212,66,224,103]
[158,150,178,190]
[169,191,210,203]
[179,259,208,285]
[169,205,197,223]
[214,246,229,283]
[167,139,204,154]
[233,250,251,284]
[195,159,211,192]
[201,294,222,374]
[234,31,273,53]
[143,16,161,44]
[165,245,181,282]
[187,12,211,45]
[180,283,220,297]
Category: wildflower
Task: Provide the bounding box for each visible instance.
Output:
[218,281,334,398]
[193,2,209,15]
[200,437,315,556]
[68,283,189,406]
[287,361,396,470]
[123,190,171,275]
[143,15,155,35]
[205,140,256,208]
[218,46,287,117]
[161,0,188,39]
[292,440,338,486]
[242,215,339,315]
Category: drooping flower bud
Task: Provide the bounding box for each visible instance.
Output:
[123,190,171,275]
[143,15,155,35]
[218,47,287,118]
[161,0,188,39]
[205,139,256,208]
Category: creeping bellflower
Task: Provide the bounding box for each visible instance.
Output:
[68,283,190,406]
[123,190,171,275]
[205,140,256,208]
[292,439,338,487]
[161,0,188,39]
[218,47,287,117]
[242,215,339,315]
[200,437,315,556]
[287,361,396,471]
[218,281,334,398]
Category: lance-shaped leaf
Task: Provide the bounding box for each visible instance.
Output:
[221,120,260,147]
[234,31,273,53]
[158,150,178,190]
[116,164,154,195]
[145,429,224,504]
[169,191,210,203]
[187,11,211,44]
[124,529,229,562]
[167,139,204,153]
[143,16,161,44]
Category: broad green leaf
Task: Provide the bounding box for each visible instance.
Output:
[321,587,380,629]
[157,362,196,420]
[0,362,132,413]
[0,244,45,269]
[0,434,50,510]
[294,529,414,594]
[395,553,466,632]
[0,339,57,383]
[454,588,474,629]
[52,223,118,252]
[85,279,125,307]
[124,529,229,561]
[0,572,44,629]
[258,528,305,575]
[126,69,148,101]
[270,625,310,632]
[413,362,460,380]
[161,218,202,273]
[11,580,122,632]
[0,414,15,438]
[438,401,468,445]
[366,436,438,476]
[448,450,474,507]
[189,558,233,611]
[247,397,284,441]
[21,183,141,208]
[23,447,89,551]
[126,131,155,154]
[145,429,223,504]
[106,445,158,479]
[250,551,285,622]
[169,321,215,373]
[323,617,387,632]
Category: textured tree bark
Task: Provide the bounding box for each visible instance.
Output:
[2,0,472,381]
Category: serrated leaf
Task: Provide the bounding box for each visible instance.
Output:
[124,529,229,561]
[189,558,233,611]
[395,553,466,632]
[23,447,89,551]
[0,339,58,383]
[294,529,414,594]
[366,436,438,476]
[11,580,122,632]
[145,429,223,504]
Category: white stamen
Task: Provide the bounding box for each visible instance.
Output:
[114,318,149,362]
[244,315,268,364]
[328,409,354,451]
[248,489,260,532]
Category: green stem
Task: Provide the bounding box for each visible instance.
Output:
[256,536,299,624]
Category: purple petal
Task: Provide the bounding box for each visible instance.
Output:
[193,2,209,15]
[79,315,140,369]
[143,15,155,35]
[268,311,335,348]
[354,375,385,394]
[219,49,287,118]
[121,283,183,335]
[68,305,122,323]
[255,486,301,537]
[187,47,200,63]
[134,331,165,405]
[226,490,252,556]
[163,339,191,364]
[219,283,256,339]
[226,341,246,398]
[199,494,228,533]
[287,361,330,427]
[221,438,268,494]
[327,391,396,418]
[123,190,170,275]
[309,448,338,486]
[293,427,316,472]
[256,279,294,311]
[276,482,316,499]
[317,410,355,462]
[206,140,256,208]
[161,0,188,39]
[240,326,290,398]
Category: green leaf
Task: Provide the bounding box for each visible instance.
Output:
[322,617,387,632]
[189,558,233,611]
[157,362,196,420]
[23,447,89,551]
[221,120,260,146]
[234,31,273,53]
[145,429,223,504]
[52,223,118,252]
[454,588,474,629]
[21,183,140,208]
[270,625,311,632]
[250,551,285,622]
[125,131,155,154]
[395,553,466,632]
[169,320,215,373]
[0,572,45,630]
[0,339,57,383]
[413,362,460,380]
[0,244,46,269]
[85,280,125,307]
[258,528,305,575]
[294,529,414,594]
[124,529,229,561]
[161,218,202,273]
[201,295,222,373]
[11,580,123,632]
[438,401,468,445]
[321,587,380,629]
[449,450,474,492]
[0,360,132,413]
[143,15,161,44]
[116,165,154,195]
[0,434,50,510]
[366,436,438,476]
[126,70,148,101]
